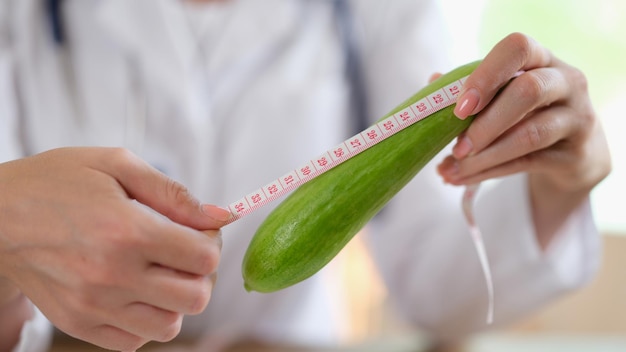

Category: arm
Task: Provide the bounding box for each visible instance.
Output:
[0,148,231,351]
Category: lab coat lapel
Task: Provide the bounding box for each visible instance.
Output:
[206,0,302,106]
[206,0,301,72]
[95,0,193,101]
[95,0,302,104]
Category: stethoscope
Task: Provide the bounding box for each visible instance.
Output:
[45,0,370,134]
[46,0,65,45]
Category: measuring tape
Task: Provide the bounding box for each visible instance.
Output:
[225,75,468,222]
[223,73,494,324]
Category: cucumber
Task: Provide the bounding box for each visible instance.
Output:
[243,61,480,292]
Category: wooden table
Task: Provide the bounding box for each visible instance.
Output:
[50,332,463,352]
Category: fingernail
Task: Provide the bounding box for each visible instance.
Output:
[453,136,473,159]
[202,204,232,222]
[454,88,480,120]
[438,157,459,177]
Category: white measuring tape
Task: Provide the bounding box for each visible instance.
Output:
[224,74,494,324]
[226,76,468,220]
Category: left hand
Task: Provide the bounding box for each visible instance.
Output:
[436,32,611,246]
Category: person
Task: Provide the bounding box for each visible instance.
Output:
[0,0,611,351]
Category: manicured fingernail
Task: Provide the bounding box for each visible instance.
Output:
[202,204,232,222]
[453,135,473,159]
[454,88,480,120]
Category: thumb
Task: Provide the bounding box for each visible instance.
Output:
[99,149,231,229]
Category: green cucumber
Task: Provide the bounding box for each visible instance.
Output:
[243,60,480,293]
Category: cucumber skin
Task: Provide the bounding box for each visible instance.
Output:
[243,61,481,293]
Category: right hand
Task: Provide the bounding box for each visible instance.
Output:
[0,147,231,351]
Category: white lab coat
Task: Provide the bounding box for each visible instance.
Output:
[0,0,600,351]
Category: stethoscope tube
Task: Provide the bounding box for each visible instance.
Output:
[46,0,65,45]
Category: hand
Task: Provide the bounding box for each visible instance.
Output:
[437,32,611,247]
[0,147,231,351]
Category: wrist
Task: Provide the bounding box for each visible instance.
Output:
[0,277,21,306]
[528,173,590,250]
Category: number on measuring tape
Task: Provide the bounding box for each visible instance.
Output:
[265,183,281,195]
[348,135,366,151]
[412,99,430,114]
[331,145,347,161]
[298,163,314,178]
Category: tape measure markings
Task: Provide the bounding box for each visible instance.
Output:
[226,76,468,223]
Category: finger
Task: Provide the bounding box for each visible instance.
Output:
[96,148,231,230]
[440,106,575,184]
[105,302,184,343]
[429,72,443,83]
[138,266,215,315]
[441,148,571,186]
[204,228,223,251]
[141,219,223,276]
[80,324,148,352]
[454,32,556,119]
[452,67,571,159]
